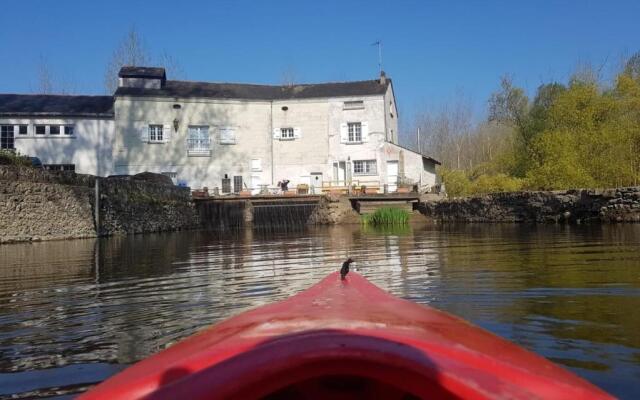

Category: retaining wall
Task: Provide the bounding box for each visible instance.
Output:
[419,187,640,223]
[0,166,199,243]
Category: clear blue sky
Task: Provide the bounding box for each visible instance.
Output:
[1,0,639,127]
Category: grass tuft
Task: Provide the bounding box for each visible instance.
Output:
[361,207,409,226]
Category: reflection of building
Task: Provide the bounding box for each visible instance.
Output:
[1,67,439,191]
[0,94,114,175]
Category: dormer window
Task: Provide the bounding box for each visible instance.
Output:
[343,100,364,110]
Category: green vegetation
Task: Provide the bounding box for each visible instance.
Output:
[361,207,410,226]
[0,150,31,167]
[418,52,640,196]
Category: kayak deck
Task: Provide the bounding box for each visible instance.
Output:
[81,272,613,399]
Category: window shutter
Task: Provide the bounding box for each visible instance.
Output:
[340,123,348,143]
[273,128,281,139]
[293,127,302,139]
[141,125,149,143]
[164,124,172,142]
[361,122,369,142]
[220,127,236,144]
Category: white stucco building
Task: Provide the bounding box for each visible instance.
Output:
[0,95,114,176]
[112,67,439,193]
[1,67,439,192]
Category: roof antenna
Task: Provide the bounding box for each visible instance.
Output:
[371,40,382,75]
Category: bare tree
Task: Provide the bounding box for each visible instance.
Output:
[104,26,151,93]
[280,65,299,87]
[36,55,54,94]
[157,51,186,80]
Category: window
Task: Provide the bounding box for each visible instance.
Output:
[187,126,210,155]
[221,177,231,193]
[35,125,46,135]
[18,125,28,135]
[219,127,236,144]
[343,100,364,110]
[280,127,294,139]
[353,160,377,175]
[50,125,60,135]
[348,122,362,142]
[233,176,243,193]
[64,125,74,135]
[1,125,15,149]
[251,158,262,171]
[149,125,163,142]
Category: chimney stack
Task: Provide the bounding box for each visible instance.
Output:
[379,70,387,85]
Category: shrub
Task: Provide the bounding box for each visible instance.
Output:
[361,207,409,226]
[0,149,31,167]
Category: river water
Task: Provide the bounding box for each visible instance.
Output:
[0,224,638,399]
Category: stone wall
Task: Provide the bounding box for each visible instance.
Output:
[307,194,361,224]
[98,177,199,235]
[0,166,200,243]
[419,187,640,223]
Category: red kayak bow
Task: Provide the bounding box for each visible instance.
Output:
[81,272,613,399]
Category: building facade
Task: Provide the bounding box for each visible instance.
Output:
[0,95,114,176]
[1,67,439,192]
[112,67,438,192]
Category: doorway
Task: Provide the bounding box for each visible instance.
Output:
[386,161,398,192]
[311,172,323,191]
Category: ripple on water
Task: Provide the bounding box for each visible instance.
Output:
[0,224,639,398]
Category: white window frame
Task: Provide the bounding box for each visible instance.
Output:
[64,125,75,136]
[1,125,15,149]
[18,125,28,135]
[280,127,294,140]
[149,124,164,143]
[35,125,46,135]
[187,125,211,156]
[49,125,61,135]
[353,159,377,176]
[347,122,362,143]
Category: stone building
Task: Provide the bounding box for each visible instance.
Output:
[113,67,439,192]
[1,66,439,192]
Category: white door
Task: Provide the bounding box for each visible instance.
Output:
[387,161,398,192]
[335,162,346,185]
[311,172,323,192]
[251,175,261,195]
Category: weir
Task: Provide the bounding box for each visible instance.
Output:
[194,195,323,230]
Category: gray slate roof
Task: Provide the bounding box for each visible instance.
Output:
[0,94,114,117]
[115,79,390,100]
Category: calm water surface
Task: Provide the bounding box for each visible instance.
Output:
[0,224,639,399]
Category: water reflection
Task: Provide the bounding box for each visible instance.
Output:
[0,224,639,398]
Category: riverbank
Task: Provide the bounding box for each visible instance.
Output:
[0,166,199,244]
[419,187,640,223]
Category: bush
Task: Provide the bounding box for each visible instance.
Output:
[361,207,409,226]
[0,149,31,167]
[472,173,524,194]
[439,168,472,197]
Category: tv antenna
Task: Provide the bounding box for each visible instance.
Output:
[371,40,382,74]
